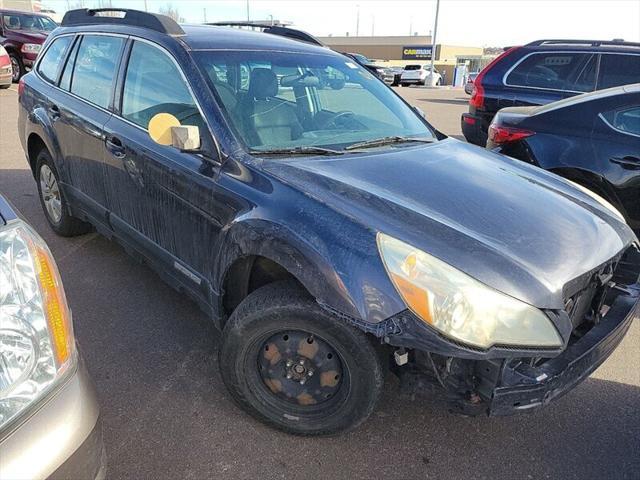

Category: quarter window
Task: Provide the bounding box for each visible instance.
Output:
[70,35,124,109]
[122,41,203,130]
[602,106,640,136]
[37,36,73,84]
[598,54,640,90]
[506,52,596,92]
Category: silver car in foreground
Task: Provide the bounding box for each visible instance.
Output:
[0,195,106,479]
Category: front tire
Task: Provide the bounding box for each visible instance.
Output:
[219,281,384,436]
[36,149,91,237]
[9,53,24,83]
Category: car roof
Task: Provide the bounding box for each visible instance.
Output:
[0,9,51,16]
[522,43,640,55]
[179,24,331,54]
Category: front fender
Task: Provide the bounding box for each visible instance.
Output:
[215,216,404,325]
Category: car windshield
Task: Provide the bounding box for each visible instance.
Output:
[194,50,435,153]
[2,13,56,32]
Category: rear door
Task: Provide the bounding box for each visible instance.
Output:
[593,103,640,230]
[102,38,222,294]
[51,33,125,225]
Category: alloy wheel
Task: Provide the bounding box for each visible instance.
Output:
[39,164,62,223]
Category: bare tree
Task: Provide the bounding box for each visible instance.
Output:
[159,4,184,23]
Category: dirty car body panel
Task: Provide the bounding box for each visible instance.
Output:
[18,11,640,425]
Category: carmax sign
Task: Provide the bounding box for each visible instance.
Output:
[402,45,433,60]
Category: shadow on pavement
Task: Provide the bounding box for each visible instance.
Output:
[419,97,470,105]
[1,168,639,480]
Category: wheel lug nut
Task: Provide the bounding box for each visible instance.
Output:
[307,370,314,376]
[300,379,306,385]
[299,360,305,365]
[286,373,292,379]
[286,360,293,367]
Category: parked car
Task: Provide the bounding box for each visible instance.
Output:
[464,71,478,95]
[19,8,640,436]
[400,64,442,87]
[0,9,57,82]
[0,45,12,88]
[487,84,640,233]
[0,194,106,479]
[342,52,389,81]
[462,39,640,146]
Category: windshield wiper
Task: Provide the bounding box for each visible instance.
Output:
[344,136,434,151]
[250,146,345,156]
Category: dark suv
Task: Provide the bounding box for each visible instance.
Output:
[462,39,640,146]
[0,9,57,81]
[18,9,640,435]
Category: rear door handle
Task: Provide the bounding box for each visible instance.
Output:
[105,136,126,158]
[48,104,60,120]
[610,156,640,169]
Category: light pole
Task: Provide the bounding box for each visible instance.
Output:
[143,0,148,12]
[246,0,250,21]
[356,4,360,36]
[429,0,440,85]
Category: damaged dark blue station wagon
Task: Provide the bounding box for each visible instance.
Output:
[18,9,640,435]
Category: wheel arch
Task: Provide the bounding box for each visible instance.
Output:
[549,166,626,215]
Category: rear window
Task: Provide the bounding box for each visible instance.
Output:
[37,36,73,84]
[598,54,640,90]
[405,65,421,70]
[505,52,597,92]
[70,35,124,109]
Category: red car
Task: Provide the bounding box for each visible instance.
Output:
[0,9,57,82]
[0,45,11,88]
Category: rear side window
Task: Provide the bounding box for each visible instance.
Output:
[121,41,203,130]
[505,52,596,92]
[598,54,640,90]
[602,106,640,136]
[37,36,73,84]
[71,35,124,109]
[405,65,421,70]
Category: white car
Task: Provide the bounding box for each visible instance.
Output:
[400,64,442,87]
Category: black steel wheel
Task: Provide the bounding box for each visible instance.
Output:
[219,281,384,436]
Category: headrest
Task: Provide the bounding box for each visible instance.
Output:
[248,68,278,99]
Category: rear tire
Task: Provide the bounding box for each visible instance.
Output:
[219,281,384,436]
[36,149,92,237]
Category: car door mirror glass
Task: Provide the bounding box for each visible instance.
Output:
[149,112,181,145]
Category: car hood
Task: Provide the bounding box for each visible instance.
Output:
[263,139,636,309]
[4,30,48,43]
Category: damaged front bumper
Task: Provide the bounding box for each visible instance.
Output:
[487,284,638,415]
[379,252,639,417]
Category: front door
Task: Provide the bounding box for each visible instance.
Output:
[102,39,223,298]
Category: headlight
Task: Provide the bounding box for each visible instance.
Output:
[21,43,42,54]
[0,221,75,431]
[377,233,562,349]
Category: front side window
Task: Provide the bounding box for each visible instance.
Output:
[70,35,123,109]
[2,13,56,32]
[602,106,640,136]
[194,50,434,152]
[37,36,72,84]
[598,54,640,90]
[506,52,596,92]
[122,41,203,130]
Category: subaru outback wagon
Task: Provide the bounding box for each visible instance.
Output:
[18,9,640,435]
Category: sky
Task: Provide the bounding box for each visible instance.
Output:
[44,0,640,47]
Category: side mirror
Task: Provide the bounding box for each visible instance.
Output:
[148,113,201,151]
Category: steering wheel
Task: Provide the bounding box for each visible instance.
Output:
[322,111,357,129]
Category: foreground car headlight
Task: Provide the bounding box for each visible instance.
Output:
[0,221,75,430]
[21,43,42,54]
[377,233,562,349]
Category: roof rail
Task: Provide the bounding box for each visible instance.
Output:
[61,8,185,36]
[526,39,640,48]
[207,22,324,46]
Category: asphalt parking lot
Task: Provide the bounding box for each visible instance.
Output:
[1,84,639,480]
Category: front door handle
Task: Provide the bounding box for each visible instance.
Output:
[610,156,640,169]
[105,136,126,158]
[48,104,60,120]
